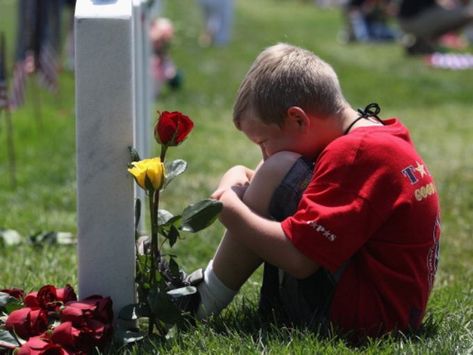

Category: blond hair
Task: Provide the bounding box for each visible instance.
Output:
[233,43,347,126]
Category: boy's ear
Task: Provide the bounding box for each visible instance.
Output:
[287,106,310,129]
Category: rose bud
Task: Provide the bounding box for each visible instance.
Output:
[128,158,165,191]
[154,111,194,146]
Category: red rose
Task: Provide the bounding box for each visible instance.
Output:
[82,318,113,349]
[37,285,60,312]
[5,307,48,339]
[82,295,113,323]
[62,296,113,325]
[60,303,95,326]
[154,111,194,146]
[51,321,81,349]
[24,292,40,308]
[24,285,78,312]
[52,319,112,353]
[56,285,77,304]
[1,288,25,299]
[16,335,69,355]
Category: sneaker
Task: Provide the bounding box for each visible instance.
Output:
[166,267,204,316]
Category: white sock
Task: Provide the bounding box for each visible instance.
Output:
[196,259,237,319]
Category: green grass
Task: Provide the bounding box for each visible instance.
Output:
[1,0,473,353]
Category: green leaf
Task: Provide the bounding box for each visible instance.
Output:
[5,299,23,314]
[157,209,174,225]
[163,159,187,189]
[181,199,223,233]
[118,303,150,321]
[158,210,182,242]
[134,198,142,231]
[0,293,23,315]
[136,254,150,272]
[165,225,180,247]
[128,146,141,162]
[168,257,180,278]
[0,329,20,350]
[147,289,182,325]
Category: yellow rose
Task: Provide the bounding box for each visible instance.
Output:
[128,158,165,191]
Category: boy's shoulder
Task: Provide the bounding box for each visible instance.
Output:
[319,119,417,169]
[327,118,409,152]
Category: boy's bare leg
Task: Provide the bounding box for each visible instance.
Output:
[197,152,302,317]
[212,230,261,291]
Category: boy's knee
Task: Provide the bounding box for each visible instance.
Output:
[262,151,303,173]
[243,152,302,214]
[254,152,302,188]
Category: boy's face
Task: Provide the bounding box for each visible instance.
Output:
[238,111,311,160]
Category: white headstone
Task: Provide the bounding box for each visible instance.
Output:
[75,0,136,316]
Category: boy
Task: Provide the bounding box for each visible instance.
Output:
[179,43,441,338]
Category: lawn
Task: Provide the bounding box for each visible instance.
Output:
[1,0,472,353]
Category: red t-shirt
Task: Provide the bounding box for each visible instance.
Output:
[281,118,441,337]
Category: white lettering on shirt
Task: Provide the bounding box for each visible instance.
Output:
[307,220,337,242]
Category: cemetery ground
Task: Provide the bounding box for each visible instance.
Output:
[1,0,472,353]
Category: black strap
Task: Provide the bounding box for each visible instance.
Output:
[344,103,384,135]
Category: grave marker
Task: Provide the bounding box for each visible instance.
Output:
[75,0,137,315]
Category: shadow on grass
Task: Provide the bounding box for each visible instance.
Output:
[193,301,441,350]
[111,301,441,354]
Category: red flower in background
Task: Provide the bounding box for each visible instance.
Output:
[5,307,48,339]
[154,111,194,146]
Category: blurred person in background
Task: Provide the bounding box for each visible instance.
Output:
[340,0,398,43]
[197,0,234,46]
[397,0,473,55]
[149,17,182,97]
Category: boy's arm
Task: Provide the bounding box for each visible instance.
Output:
[217,187,319,279]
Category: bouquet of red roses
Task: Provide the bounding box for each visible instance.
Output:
[0,285,113,354]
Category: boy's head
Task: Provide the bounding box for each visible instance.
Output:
[233,43,347,127]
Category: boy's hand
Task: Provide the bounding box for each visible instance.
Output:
[210,165,254,200]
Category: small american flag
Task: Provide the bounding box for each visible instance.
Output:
[0,32,9,110]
